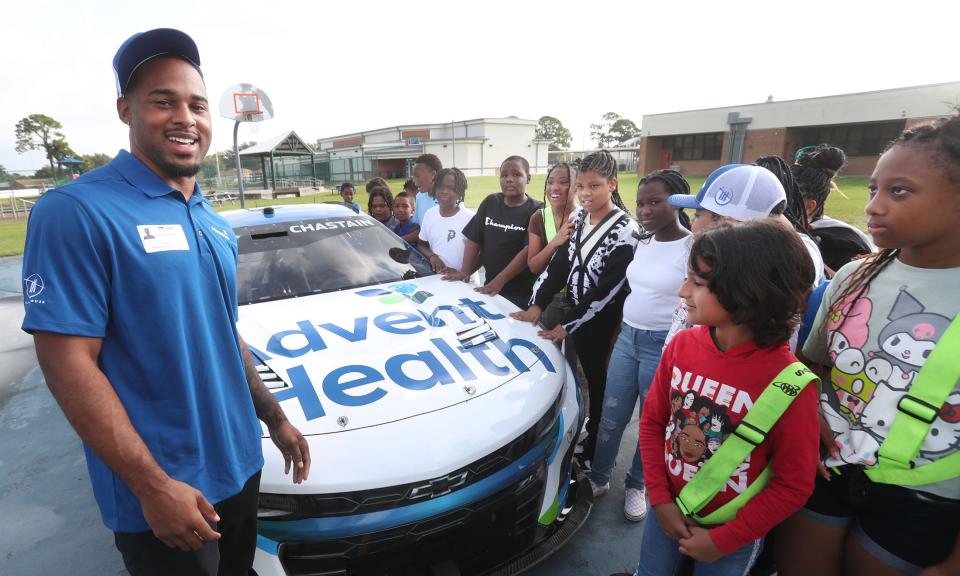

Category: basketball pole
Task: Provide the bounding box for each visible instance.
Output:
[233,120,245,208]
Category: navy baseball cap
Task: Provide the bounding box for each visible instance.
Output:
[668,164,786,222]
[113,28,201,96]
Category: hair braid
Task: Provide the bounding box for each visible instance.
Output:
[544,161,578,219]
[791,145,847,222]
[755,155,808,231]
[432,167,468,204]
[579,149,628,211]
[638,169,692,236]
[891,114,960,183]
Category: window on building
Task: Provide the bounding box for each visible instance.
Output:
[662,132,724,161]
[796,120,905,156]
[408,136,422,144]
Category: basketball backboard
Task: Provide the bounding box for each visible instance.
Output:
[220,84,274,123]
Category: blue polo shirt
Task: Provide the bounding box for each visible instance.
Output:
[21,150,263,532]
[412,191,438,226]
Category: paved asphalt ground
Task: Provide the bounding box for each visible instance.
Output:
[0,255,647,576]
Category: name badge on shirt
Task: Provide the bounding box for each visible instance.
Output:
[137,224,190,253]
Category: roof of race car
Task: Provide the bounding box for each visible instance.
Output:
[220,203,362,228]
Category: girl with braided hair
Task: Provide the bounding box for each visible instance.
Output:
[755,154,827,286]
[778,114,960,576]
[511,149,638,466]
[588,169,692,522]
[525,161,580,377]
[793,145,875,273]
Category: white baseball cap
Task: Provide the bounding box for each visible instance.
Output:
[668,164,787,222]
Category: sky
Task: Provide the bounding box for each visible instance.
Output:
[2,0,958,174]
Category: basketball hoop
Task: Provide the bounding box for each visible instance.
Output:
[219,84,273,124]
[219,84,274,209]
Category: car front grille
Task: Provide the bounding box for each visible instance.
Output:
[277,464,547,576]
[258,392,562,520]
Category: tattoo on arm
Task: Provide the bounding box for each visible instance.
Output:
[240,340,286,429]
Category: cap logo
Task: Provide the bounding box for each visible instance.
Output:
[714,186,733,206]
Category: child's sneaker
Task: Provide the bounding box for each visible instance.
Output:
[589,479,609,498]
[624,487,647,522]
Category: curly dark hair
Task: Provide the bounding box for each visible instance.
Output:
[365,177,390,195]
[414,153,442,173]
[689,220,814,348]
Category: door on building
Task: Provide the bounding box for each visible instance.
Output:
[659,149,673,170]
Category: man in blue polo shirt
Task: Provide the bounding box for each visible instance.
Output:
[21,29,310,576]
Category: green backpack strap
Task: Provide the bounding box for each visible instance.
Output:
[865,312,960,486]
[675,362,817,525]
[543,206,557,244]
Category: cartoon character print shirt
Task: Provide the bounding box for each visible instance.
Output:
[639,325,820,554]
[803,259,960,500]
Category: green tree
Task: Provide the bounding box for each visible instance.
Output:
[608,118,640,146]
[590,112,640,148]
[535,116,572,151]
[79,153,112,172]
[14,114,75,174]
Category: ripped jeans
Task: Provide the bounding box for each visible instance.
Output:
[588,323,667,489]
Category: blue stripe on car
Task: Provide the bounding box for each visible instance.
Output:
[258,429,556,543]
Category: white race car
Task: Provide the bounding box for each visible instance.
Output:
[222,204,589,576]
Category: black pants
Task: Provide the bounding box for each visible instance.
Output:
[115,471,261,576]
[571,296,623,462]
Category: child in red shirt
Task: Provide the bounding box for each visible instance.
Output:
[630,220,820,576]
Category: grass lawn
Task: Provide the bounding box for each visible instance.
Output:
[0,175,871,258]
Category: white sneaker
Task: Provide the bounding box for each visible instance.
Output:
[624,487,647,522]
[589,479,609,498]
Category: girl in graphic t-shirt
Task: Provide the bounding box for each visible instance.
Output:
[626,220,819,576]
[511,149,638,466]
[444,156,542,309]
[778,114,960,576]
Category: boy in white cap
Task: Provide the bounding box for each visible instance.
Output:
[664,164,825,345]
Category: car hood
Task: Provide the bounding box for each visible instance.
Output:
[238,276,561,437]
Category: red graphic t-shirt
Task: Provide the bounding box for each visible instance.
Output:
[639,325,820,553]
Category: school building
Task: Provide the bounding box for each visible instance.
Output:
[313,117,551,182]
[636,81,960,177]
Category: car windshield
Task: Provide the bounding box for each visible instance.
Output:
[235,214,434,305]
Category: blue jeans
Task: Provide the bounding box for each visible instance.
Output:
[589,323,667,490]
[634,507,763,576]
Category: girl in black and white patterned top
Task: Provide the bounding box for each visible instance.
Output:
[511,149,639,464]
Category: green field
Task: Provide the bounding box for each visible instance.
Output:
[0,175,870,257]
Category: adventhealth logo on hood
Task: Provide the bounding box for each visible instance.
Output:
[249,296,556,422]
[357,283,433,305]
